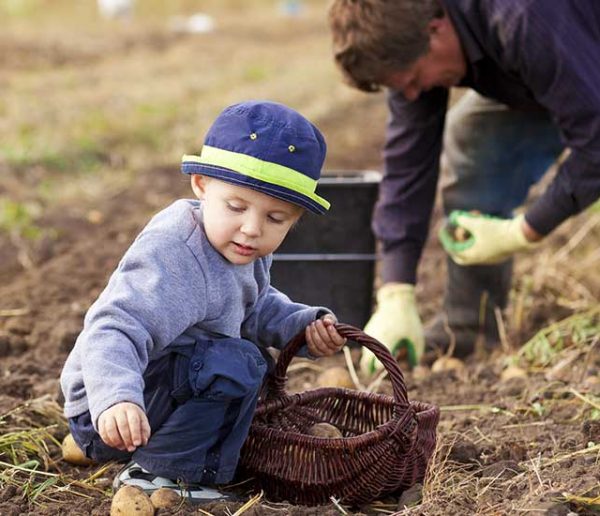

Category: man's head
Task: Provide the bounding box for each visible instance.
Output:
[328,0,466,96]
[182,100,329,263]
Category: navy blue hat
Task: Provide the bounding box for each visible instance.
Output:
[181,101,330,214]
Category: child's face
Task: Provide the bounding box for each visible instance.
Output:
[191,176,303,265]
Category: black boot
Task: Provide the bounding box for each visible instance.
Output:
[424,258,512,359]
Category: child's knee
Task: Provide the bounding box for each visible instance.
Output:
[189,338,267,400]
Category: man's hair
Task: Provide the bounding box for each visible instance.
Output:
[328,0,444,92]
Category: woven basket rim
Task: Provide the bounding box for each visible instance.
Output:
[253,388,439,447]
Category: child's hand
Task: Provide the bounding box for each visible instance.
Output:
[305,314,347,357]
[98,402,151,453]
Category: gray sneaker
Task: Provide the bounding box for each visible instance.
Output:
[113,462,239,504]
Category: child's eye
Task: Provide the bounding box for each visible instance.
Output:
[268,215,285,224]
[226,203,245,213]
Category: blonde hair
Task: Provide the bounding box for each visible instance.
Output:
[328,0,443,92]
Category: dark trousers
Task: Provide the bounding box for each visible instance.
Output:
[69,337,268,484]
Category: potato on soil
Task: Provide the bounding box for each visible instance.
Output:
[431,356,465,374]
[61,433,94,466]
[150,487,181,509]
[316,366,354,389]
[307,422,343,438]
[111,485,154,516]
[501,365,527,382]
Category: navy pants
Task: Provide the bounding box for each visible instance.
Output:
[69,338,268,484]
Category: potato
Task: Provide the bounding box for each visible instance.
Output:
[61,433,94,466]
[431,356,465,374]
[501,365,527,381]
[445,222,471,242]
[150,487,181,509]
[111,485,154,516]
[412,365,430,381]
[307,422,343,438]
[316,366,354,389]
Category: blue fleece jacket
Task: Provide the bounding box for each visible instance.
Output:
[60,199,328,428]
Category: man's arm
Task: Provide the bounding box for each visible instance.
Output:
[507,2,600,234]
[375,87,448,284]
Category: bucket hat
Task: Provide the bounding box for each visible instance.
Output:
[181,101,330,214]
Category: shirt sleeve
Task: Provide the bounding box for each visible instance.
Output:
[375,87,448,284]
[79,232,207,426]
[508,4,600,233]
[241,284,331,352]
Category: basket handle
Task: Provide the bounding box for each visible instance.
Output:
[264,323,410,407]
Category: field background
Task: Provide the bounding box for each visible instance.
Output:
[0,1,599,515]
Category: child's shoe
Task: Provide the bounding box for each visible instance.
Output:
[113,462,239,504]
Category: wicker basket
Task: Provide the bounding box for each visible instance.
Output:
[239,324,440,506]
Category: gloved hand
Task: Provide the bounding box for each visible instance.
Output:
[439,211,537,265]
[361,283,424,374]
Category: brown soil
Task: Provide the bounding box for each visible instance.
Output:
[1,3,599,515]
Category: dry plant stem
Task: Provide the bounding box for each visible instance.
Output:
[580,246,600,268]
[365,366,388,393]
[551,213,600,262]
[476,469,505,499]
[545,265,596,301]
[443,312,456,357]
[83,462,115,483]
[440,404,515,417]
[232,490,264,516]
[510,443,600,481]
[286,361,324,373]
[0,307,29,317]
[569,388,600,411]
[342,347,364,390]
[473,425,493,444]
[494,307,511,354]
[329,496,349,515]
[501,421,550,429]
[529,454,545,490]
[578,335,599,384]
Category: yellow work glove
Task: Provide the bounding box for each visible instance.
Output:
[439,211,537,265]
[361,283,424,374]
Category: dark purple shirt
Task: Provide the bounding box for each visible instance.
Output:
[377,0,600,284]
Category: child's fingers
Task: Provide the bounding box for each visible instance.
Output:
[140,413,151,446]
[306,322,327,356]
[311,320,345,356]
[100,415,126,450]
[115,410,135,452]
[320,314,337,326]
[127,409,143,448]
[326,325,347,348]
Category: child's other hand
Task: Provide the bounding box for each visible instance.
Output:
[306,314,347,357]
[98,402,150,453]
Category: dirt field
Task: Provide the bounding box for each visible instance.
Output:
[1,1,599,515]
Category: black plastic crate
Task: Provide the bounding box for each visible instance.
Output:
[271,171,381,328]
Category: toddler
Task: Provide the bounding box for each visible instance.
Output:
[60,100,346,503]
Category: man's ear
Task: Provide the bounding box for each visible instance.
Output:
[190,175,208,199]
[428,11,451,36]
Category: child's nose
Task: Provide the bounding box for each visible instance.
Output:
[241,216,262,237]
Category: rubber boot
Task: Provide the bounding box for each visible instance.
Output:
[424,258,512,360]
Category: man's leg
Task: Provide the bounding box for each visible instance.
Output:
[426,91,563,357]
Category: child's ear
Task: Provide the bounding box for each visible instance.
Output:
[190,175,208,199]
